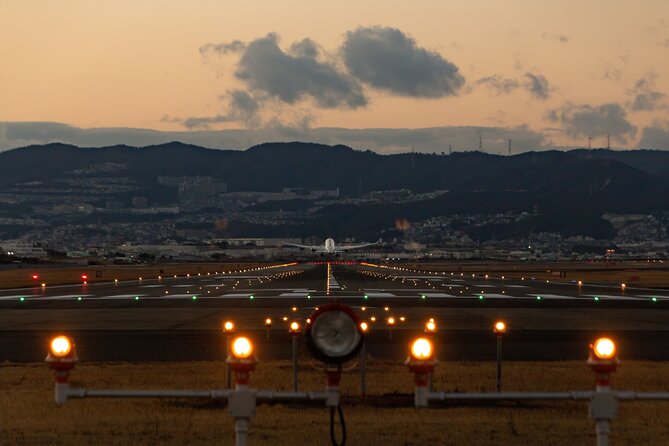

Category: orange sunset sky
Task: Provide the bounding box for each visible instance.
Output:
[1,0,668,152]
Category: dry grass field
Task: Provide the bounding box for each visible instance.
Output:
[408,261,669,288]
[0,263,268,289]
[3,359,669,445]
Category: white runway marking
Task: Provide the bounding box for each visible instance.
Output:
[585,294,641,301]
[99,294,148,299]
[364,292,395,297]
[38,294,94,300]
[475,293,512,299]
[505,285,529,288]
[140,285,165,288]
[421,292,453,297]
[528,294,580,300]
[279,292,310,297]
[637,294,669,300]
[0,294,29,300]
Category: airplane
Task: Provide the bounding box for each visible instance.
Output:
[281,238,380,254]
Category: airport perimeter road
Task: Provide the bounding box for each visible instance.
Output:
[1,262,668,362]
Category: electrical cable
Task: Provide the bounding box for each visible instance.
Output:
[329,405,347,446]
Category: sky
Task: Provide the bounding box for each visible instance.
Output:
[1,0,669,153]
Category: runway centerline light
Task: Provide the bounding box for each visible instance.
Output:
[593,337,616,360]
[231,336,254,359]
[410,338,433,361]
[50,336,72,357]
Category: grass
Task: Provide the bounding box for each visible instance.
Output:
[3,359,669,445]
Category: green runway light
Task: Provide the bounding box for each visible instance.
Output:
[134,296,140,301]
[478,295,484,300]
[192,295,198,300]
[652,297,658,302]
[307,294,311,299]
[249,295,254,300]
[421,295,426,299]
[536,296,542,300]
[363,294,368,299]
[19,297,25,302]
[594,296,599,301]
[77,296,82,301]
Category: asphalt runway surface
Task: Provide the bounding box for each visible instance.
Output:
[1,262,668,362]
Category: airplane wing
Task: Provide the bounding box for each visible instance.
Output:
[335,239,381,252]
[281,241,325,253]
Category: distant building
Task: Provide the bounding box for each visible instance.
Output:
[106,200,124,210]
[1,240,48,259]
[177,177,227,202]
[132,197,149,209]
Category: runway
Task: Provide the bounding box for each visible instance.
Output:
[1,262,668,362]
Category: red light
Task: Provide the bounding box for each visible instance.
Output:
[32,274,39,280]
[81,274,88,280]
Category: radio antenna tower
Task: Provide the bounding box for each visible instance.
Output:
[607,134,611,150]
[479,135,483,152]
[508,139,512,156]
[588,136,592,160]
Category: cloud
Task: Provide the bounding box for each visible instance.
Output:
[199,40,246,55]
[524,73,550,100]
[183,89,262,129]
[541,32,569,44]
[628,76,667,111]
[234,34,366,109]
[546,102,636,142]
[474,75,520,95]
[0,122,547,154]
[638,121,669,149]
[473,72,550,100]
[341,26,464,97]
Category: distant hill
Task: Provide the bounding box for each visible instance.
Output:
[1,141,668,239]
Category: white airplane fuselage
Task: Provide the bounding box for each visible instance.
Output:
[324,238,336,254]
